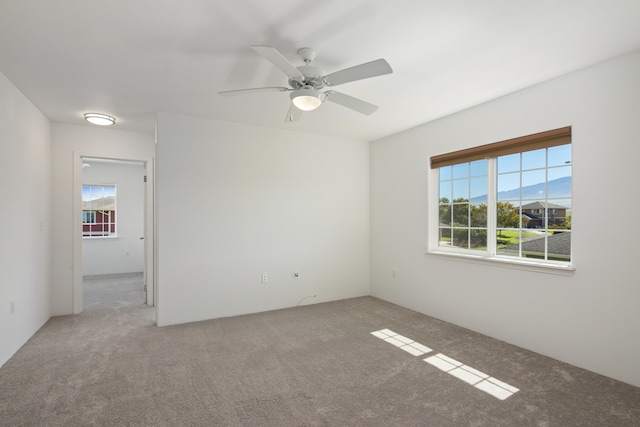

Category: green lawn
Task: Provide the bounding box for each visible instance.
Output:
[496,230,539,246]
[441,230,541,248]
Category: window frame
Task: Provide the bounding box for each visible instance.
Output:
[427,127,574,273]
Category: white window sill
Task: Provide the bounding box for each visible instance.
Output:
[82,236,119,240]
[425,249,575,276]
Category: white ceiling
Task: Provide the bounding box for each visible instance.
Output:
[2,0,640,141]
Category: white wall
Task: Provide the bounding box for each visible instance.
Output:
[155,113,370,326]
[51,123,155,315]
[0,72,51,366]
[370,50,640,387]
[82,161,145,276]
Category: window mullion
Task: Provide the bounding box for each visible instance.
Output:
[487,158,497,256]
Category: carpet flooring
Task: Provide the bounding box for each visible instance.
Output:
[0,273,638,426]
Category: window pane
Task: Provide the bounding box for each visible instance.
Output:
[548,165,571,181]
[497,153,520,173]
[550,199,571,230]
[453,179,469,200]
[496,201,520,229]
[439,181,452,202]
[522,148,546,170]
[439,227,452,247]
[547,204,565,228]
[103,186,115,198]
[521,233,545,260]
[470,228,487,250]
[452,228,468,249]
[497,172,520,200]
[452,203,469,227]
[470,203,487,227]
[470,176,487,203]
[439,165,452,181]
[548,144,571,167]
[522,170,545,199]
[548,231,571,262]
[452,163,468,179]
[97,196,107,210]
[496,229,521,258]
[439,204,452,225]
[548,167,572,198]
[470,159,487,177]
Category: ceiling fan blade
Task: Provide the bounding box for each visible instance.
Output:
[284,104,302,122]
[324,58,392,86]
[251,45,305,80]
[325,91,378,115]
[218,87,290,96]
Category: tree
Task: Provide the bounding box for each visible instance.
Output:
[496,202,519,236]
[439,197,451,225]
[470,203,487,227]
[452,198,469,227]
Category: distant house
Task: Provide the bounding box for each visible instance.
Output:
[521,201,567,228]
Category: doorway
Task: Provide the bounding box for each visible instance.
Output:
[81,158,147,309]
[73,153,155,318]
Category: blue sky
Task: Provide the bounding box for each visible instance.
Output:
[82,185,116,202]
[440,145,572,204]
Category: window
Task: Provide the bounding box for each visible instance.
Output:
[82,185,117,237]
[431,127,572,267]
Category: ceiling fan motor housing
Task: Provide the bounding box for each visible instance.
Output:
[289,65,325,89]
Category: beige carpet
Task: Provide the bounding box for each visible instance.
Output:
[0,273,638,426]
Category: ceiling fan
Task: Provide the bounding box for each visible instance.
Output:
[219,45,393,122]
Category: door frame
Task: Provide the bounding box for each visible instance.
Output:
[73,151,156,316]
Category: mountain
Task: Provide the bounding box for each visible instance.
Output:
[470,176,571,204]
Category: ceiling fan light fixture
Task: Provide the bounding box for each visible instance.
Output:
[290,88,324,111]
[84,113,116,126]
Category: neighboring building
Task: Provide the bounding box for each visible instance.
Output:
[82,196,116,237]
[520,201,567,228]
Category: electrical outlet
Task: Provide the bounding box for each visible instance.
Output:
[262,273,268,283]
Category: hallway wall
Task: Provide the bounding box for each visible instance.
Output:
[0,72,51,366]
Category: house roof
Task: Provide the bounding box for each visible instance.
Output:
[502,232,571,256]
[82,197,115,211]
[1,1,640,141]
[521,212,538,220]
[521,201,567,210]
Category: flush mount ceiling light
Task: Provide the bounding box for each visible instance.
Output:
[84,113,116,126]
[290,87,325,111]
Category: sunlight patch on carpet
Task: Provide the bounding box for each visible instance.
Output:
[371,329,519,400]
[424,353,519,400]
[370,329,433,356]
